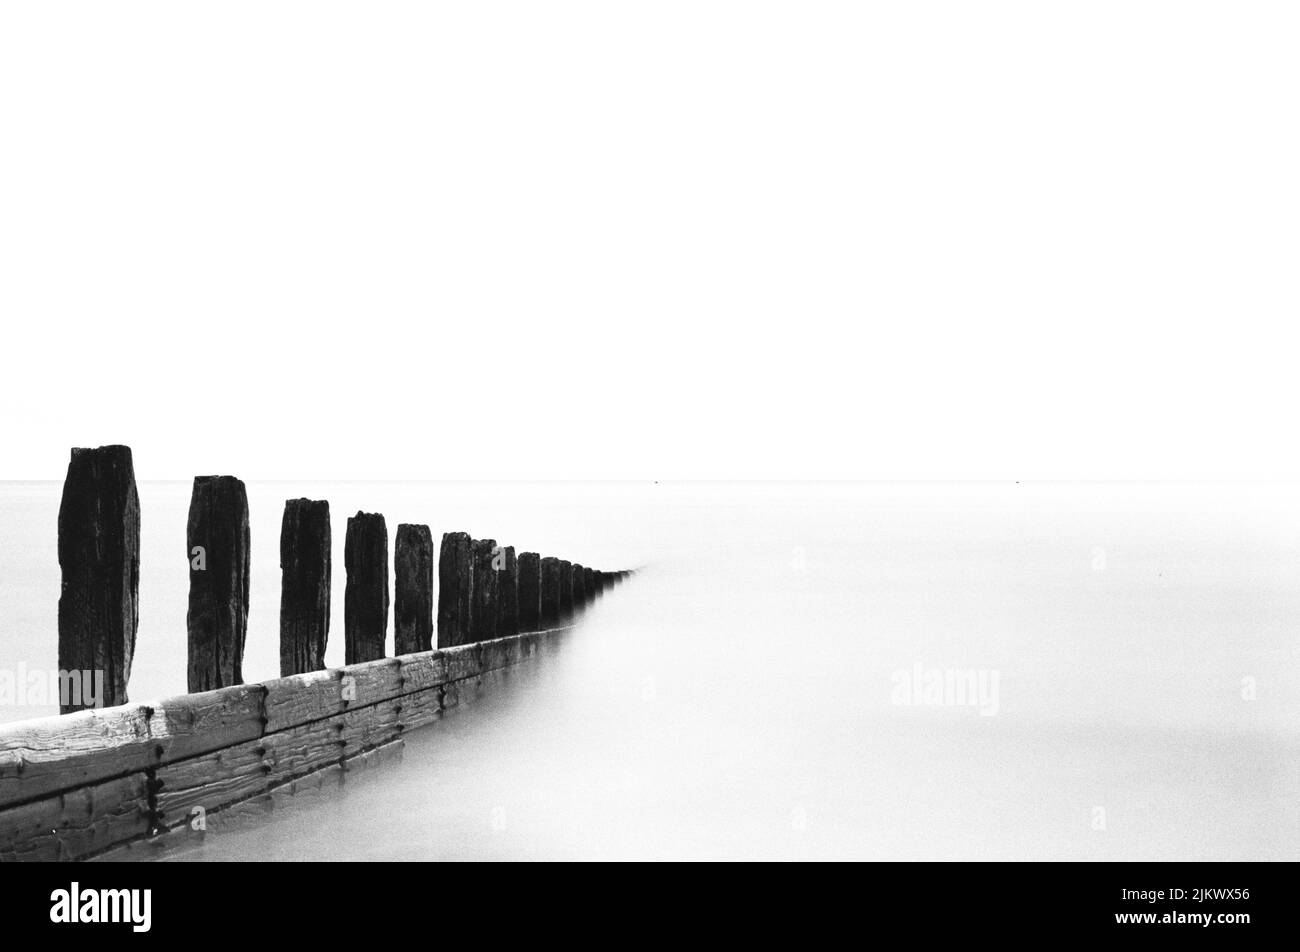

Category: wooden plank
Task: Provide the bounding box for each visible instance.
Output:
[262,668,342,734]
[153,737,268,826]
[0,704,154,808]
[0,773,150,862]
[441,677,481,712]
[397,686,442,733]
[341,657,403,711]
[150,683,265,764]
[441,644,482,682]
[340,698,403,752]
[481,636,523,673]
[261,715,345,788]
[398,651,448,693]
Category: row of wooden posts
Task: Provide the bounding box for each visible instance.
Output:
[56,445,633,714]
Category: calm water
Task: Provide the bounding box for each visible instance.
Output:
[2,482,1297,860]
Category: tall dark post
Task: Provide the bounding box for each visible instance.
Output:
[592,569,604,595]
[583,566,595,603]
[280,499,331,676]
[518,552,541,631]
[540,556,562,628]
[497,545,519,637]
[186,475,250,693]
[559,560,574,619]
[437,531,472,648]
[57,445,140,713]
[394,523,434,655]
[469,538,499,642]
[573,563,587,608]
[345,512,389,664]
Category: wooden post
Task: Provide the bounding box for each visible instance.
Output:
[437,531,472,648]
[186,475,250,693]
[518,552,541,631]
[394,523,434,655]
[583,566,595,603]
[280,499,331,676]
[540,556,562,627]
[470,538,499,642]
[57,445,140,713]
[573,563,587,608]
[559,560,574,619]
[345,512,389,664]
[593,569,604,595]
[497,545,519,637]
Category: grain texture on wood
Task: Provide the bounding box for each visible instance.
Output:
[58,445,140,713]
[469,538,500,643]
[0,705,154,808]
[394,524,434,655]
[436,531,473,648]
[344,511,389,665]
[0,774,150,862]
[187,475,250,693]
[279,499,331,676]
[149,684,265,764]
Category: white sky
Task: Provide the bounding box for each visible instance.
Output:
[1,2,1297,481]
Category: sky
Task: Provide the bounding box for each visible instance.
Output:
[1,2,1297,481]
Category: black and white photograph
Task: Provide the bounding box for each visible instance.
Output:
[0,0,1295,936]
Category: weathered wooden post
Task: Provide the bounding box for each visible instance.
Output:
[540,556,562,627]
[345,511,389,664]
[518,551,541,631]
[57,445,140,713]
[559,559,574,619]
[186,475,250,692]
[583,566,596,603]
[394,523,434,655]
[593,569,604,595]
[437,531,472,648]
[470,538,499,642]
[573,563,587,607]
[280,499,331,676]
[497,545,519,637]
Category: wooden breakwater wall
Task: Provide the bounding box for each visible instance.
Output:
[0,630,571,862]
[0,444,637,861]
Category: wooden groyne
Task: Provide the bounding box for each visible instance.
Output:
[0,445,636,862]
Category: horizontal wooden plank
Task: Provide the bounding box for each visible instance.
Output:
[340,698,403,752]
[0,622,568,859]
[154,737,269,826]
[396,686,442,733]
[342,657,403,711]
[0,773,151,862]
[262,715,345,790]
[480,636,523,673]
[263,668,342,734]
[0,704,154,809]
[441,677,481,713]
[149,684,265,764]
[441,644,482,682]
[398,651,448,693]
